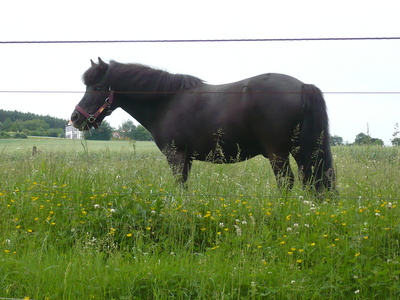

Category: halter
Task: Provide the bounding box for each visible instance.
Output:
[75,88,115,124]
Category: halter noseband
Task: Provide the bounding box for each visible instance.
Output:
[75,88,115,124]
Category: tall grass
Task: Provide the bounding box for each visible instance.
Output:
[0,140,399,299]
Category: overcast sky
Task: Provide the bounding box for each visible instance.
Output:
[1,0,399,144]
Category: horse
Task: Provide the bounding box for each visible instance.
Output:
[71,57,335,192]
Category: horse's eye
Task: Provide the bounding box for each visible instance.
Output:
[95,86,102,91]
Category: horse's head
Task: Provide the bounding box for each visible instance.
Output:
[71,57,115,130]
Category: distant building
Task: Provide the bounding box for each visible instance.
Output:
[112,131,121,139]
[65,121,83,139]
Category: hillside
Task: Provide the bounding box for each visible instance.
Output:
[0,109,68,138]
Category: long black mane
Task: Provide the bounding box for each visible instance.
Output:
[83,61,205,93]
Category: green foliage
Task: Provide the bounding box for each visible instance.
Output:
[330,135,344,146]
[118,119,136,139]
[0,109,67,138]
[392,138,400,146]
[355,132,384,146]
[0,140,399,299]
[134,125,152,141]
[84,121,113,140]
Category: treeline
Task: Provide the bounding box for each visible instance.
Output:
[0,109,68,138]
[84,120,152,141]
[331,133,400,146]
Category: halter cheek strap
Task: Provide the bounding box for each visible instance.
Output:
[75,89,115,124]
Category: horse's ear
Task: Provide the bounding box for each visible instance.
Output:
[98,57,108,70]
[90,59,97,67]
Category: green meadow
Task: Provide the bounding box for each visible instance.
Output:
[0,138,399,299]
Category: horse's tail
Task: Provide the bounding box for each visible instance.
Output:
[296,84,335,191]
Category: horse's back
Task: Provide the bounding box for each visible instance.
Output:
[155,73,306,160]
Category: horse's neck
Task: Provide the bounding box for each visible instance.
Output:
[117,94,169,132]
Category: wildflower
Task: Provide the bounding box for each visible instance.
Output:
[110,208,116,213]
[234,225,242,236]
[310,242,316,246]
[355,252,361,257]
[354,290,360,294]
[286,215,291,221]
[94,204,100,209]
[126,233,133,237]
[296,259,302,263]
[262,260,267,265]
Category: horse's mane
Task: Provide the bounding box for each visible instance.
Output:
[87,61,204,92]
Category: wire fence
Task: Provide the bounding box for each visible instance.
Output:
[1,36,400,44]
[1,36,399,95]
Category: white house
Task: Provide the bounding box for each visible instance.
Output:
[65,121,83,139]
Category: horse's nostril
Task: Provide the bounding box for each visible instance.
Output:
[71,112,79,122]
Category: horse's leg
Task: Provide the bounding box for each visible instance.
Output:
[166,152,192,187]
[268,153,294,189]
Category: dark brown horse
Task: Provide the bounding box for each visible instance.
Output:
[71,58,335,191]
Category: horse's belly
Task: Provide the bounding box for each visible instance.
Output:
[192,140,263,163]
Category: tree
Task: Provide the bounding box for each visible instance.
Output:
[355,133,383,146]
[370,138,384,146]
[355,133,371,145]
[2,118,13,131]
[84,121,113,140]
[134,125,152,141]
[330,135,343,146]
[118,120,136,139]
[391,138,400,146]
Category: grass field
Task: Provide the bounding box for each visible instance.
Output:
[0,138,399,299]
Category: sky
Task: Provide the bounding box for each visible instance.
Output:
[0,0,399,144]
